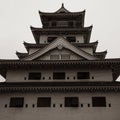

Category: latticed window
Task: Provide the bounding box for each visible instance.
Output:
[61,54,70,60]
[68,21,74,27]
[66,36,76,42]
[47,37,57,42]
[50,55,59,60]
[52,21,56,27]
[77,72,90,79]
[53,72,65,80]
[37,97,51,107]
[92,97,106,107]
[65,97,79,107]
[10,97,24,108]
[28,72,41,80]
[57,21,68,27]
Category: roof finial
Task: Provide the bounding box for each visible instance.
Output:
[62,3,64,8]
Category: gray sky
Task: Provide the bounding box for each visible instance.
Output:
[0,0,120,81]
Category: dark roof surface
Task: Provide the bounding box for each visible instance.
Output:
[0,82,120,93]
[0,81,120,87]
[31,26,92,43]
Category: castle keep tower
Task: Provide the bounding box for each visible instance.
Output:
[0,4,120,120]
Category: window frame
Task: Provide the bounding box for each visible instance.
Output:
[47,37,57,43]
[64,97,79,107]
[37,97,51,107]
[92,97,106,107]
[66,36,76,42]
[50,55,59,60]
[9,97,24,108]
[77,72,90,79]
[28,72,41,80]
[53,72,66,80]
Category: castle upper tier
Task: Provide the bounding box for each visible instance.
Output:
[0,4,120,83]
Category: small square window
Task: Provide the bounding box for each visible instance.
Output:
[10,97,24,108]
[77,72,90,79]
[53,72,65,80]
[65,97,79,107]
[52,22,56,27]
[67,36,76,42]
[92,97,106,107]
[50,55,59,60]
[47,37,57,42]
[61,54,70,60]
[28,72,41,80]
[37,97,51,107]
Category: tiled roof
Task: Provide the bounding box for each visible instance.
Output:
[0,82,120,93]
[31,26,92,43]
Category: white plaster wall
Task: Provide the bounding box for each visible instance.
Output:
[0,92,120,120]
[76,35,84,43]
[6,68,113,82]
[39,35,48,44]
[91,69,113,82]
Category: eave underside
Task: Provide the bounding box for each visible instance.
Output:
[0,59,120,81]
[0,82,120,93]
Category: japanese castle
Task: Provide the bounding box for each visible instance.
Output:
[0,4,120,120]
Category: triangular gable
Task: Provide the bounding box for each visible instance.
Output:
[36,47,85,60]
[23,37,99,61]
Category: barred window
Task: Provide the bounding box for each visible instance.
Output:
[61,54,70,60]
[10,97,24,108]
[67,36,76,42]
[53,72,65,80]
[77,72,90,79]
[92,97,106,107]
[28,72,41,80]
[57,21,68,27]
[65,97,79,107]
[47,37,57,42]
[37,97,51,107]
[50,55,59,60]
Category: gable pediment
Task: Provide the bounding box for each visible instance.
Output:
[22,37,99,61]
[36,47,85,60]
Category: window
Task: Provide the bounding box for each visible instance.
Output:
[50,55,59,60]
[57,21,68,27]
[92,97,106,107]
[76,22,82,27]
[61,54,70,60]
[47,37,57,43]
[52,22,56,27]
[43,22,49,28]
[65,97,79,107]
[37,97,51,107]
[77,72,90,79]
[68,21,74,27]
[10,97,24,108]
[67,36,76,42]
[28,72,41,80]
[53,72,65,80]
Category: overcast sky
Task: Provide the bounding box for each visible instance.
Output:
[0,0,120,81]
